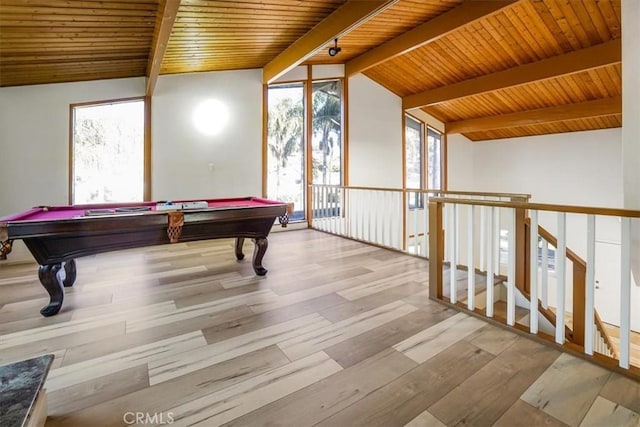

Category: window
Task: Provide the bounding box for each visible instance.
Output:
[266,84,305,220]
[405,115,423,209]
[312,80,342,186]
[427,127,443,190]
[537,236,557,271]
[266,77,344,222]
[71,98,145,204]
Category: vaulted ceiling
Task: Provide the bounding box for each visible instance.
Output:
[0,0,622,141]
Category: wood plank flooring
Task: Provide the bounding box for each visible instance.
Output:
[0,229,639,426]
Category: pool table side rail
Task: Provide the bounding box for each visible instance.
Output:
[1,202,290,265]
[1,202,291,237]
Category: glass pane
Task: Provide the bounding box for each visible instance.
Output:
[406,116,422,209]
[267,84,305,220]
[312,80,342,186]
[427,127,442,190]
[72,100,144,204]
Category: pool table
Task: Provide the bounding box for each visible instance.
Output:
[0,197,292,317]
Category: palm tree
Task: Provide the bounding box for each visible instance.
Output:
[267,97,303,196]
[312,81,341,185]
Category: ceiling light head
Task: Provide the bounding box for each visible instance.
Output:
[328,38,341,57]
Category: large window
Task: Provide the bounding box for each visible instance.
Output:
[427,127,443,190]
[266,78,344,221]
[404,117,444,208]
[71,98,145,204]
[405,115,423,209]
[266,84,306,220]
[312,80,342,186]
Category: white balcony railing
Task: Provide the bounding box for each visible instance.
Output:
[309,184,640,378]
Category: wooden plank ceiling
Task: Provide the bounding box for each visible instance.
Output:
[0,0,622,141]
[0,0,158,86]
[161,0,346,75]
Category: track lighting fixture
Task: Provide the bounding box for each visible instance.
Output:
[328,38,342,57]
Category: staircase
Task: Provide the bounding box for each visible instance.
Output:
[428,197,636,377]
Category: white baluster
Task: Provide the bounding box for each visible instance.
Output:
[396,192,401,249]
[340,188,345,235]
[467,205,475,310]
[379,191,385,246]
[380,190,385,245]
[444,204,450,262]
[556,212,567,345]
[585,215,596,356]
[391,193,395,249]
[332,187,336,232]
[507,208,516,326]
[494,208,500,273]
[355,190,361,239]
[620,217,631,369]
[486,206,494,318]
[366,190,372,242]
[360,190,366,241]
[480,206,486,272]
[330,187,335,234]
[344,188,356,238]
[416,191,422,255]
[423,194,429,257]
[541,239,549,309]
[529,209,539,334]
[322,186,327,231]
[317,185,322,231]
[372,191,378,244]
[450,203,458,304]
[312,186,317,229]
[455,202,460,262]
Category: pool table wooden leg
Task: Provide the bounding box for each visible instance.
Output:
[62,259,77,287]
[235,237,245,260]
[252,237,268,276]
[38,264,64,317]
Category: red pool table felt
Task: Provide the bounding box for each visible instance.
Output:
[1,197,282,222]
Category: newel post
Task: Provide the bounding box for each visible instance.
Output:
[573,263,586,346]
[513,201,529,295]
[429,200,443,299]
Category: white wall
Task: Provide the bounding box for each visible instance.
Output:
[0,77,145,262]
[0,78,145,216]
[348,74,402,188]
[446,134,476,190]
[623,0,640,211]
[0,68,403,214]
[622,0,640,285]
[456,128,623,207]
[152,69,263,200]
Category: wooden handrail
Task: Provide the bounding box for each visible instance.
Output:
[426,197,629,375]
[308,184,531,200]
[429,197,640,219]
[536,224,586,269]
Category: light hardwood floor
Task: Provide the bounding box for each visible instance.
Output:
[1,229,639,427]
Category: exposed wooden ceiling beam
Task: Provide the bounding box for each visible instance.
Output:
[446,96,622,134]
[404,39,621,110]
[146,0,180,96]
[345,0,517,76]
[263,0,397,84]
